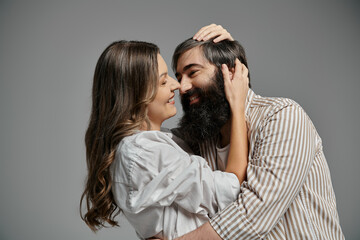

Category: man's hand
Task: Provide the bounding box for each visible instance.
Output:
[147,222,221,239]
[176,222,222,240]
[193,23,234,42]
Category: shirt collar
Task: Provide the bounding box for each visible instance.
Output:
[245,89,255,119]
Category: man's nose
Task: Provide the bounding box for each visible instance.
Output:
[180,77,192,95]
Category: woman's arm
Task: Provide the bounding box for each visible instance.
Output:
[223,59,249,184]
[193,24,248,184]
[116,132,241,239]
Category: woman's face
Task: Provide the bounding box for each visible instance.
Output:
[147,54,180,130]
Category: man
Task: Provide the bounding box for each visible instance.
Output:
[171,27,344,239]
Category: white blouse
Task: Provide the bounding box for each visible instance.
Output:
[111,130,240,239]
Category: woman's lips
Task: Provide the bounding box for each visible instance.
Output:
[168,95,175,104]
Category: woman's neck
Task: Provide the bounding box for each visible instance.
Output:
[140,120,161,131]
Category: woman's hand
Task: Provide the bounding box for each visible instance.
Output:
[223,59,249,185]
[222,59,249,112]
[193,23,234,42]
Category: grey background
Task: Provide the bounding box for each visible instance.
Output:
[0,0,359,239]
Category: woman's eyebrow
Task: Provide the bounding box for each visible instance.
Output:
[159,72,167,78]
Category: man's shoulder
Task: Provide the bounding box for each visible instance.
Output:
[250,92,302,114]
[251,92,299,109]
[248,92,308,128]
[170,128,194,154]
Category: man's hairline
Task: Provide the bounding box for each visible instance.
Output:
[174,45,219,76]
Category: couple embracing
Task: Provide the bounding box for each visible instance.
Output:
[81,24,344,240]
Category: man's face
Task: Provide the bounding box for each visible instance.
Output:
[175,46,231,146]
[175,46,217,101]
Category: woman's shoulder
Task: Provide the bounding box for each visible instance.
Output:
[123,130,174,146]
[114,131,188,180]
[113,131,174,181]
[118,130,179,158]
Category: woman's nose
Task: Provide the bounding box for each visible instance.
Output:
[170,77,180,91]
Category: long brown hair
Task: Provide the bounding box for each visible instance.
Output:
[80,40,159,232]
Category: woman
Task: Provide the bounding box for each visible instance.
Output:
[80,26,249,239]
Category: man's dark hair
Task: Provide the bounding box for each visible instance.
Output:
[172,38,251,88]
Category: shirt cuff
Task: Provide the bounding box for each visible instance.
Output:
[209,202,261,240]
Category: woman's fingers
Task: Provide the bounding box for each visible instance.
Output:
[240,63,249,87]
[193,24,216,40]
[222,63,237,105]
[232,59,243,81]
[213,32,233,43]
[225,59,249,110]
[241,62,248,79]
[193,24,233,42]
[222,63,231,86]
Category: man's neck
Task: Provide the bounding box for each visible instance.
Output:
[219,120,231,148]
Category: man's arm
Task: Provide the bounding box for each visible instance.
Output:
[178,104,317,239]
[213,104,317,239]
[176,222,221,240]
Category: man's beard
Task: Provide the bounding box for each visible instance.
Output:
[179,70,230,150]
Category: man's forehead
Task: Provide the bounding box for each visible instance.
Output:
[176,47,209,72]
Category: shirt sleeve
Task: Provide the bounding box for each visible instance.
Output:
[210,104,318,239]
[117,131,240,238]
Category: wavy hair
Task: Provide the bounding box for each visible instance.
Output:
[80,40,159,232]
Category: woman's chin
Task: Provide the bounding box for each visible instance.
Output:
[164,111,177,121]
[170,110,177,118]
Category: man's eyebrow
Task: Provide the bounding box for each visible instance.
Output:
[182,63,202,72]
[175,63,203,77]
[175,63,203,78]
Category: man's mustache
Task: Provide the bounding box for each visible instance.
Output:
[181,88,203,109]
[181,88,200,101]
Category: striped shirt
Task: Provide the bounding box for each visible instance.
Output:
[201,89,344,239]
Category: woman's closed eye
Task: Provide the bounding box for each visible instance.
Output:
[161,79,167,85]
